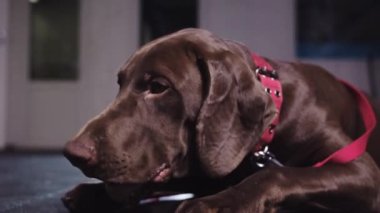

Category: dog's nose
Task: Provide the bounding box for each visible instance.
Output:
[63,136,97,169]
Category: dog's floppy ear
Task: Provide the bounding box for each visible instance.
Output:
[195,43,277,177]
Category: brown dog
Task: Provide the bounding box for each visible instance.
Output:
[63,28,380,212]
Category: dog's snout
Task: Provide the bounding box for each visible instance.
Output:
[64,136,97,169]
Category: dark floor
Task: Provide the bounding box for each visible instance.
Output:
[0,153,304,213]
[0,152,92,213]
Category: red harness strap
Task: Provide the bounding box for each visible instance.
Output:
[252,53,377,167]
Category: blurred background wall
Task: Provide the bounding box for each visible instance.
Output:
[0,0,9,149]
[0,0,379,150]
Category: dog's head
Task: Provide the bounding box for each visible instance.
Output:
[64,29,276,187]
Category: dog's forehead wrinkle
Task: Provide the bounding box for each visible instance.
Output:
[136,54,187,86]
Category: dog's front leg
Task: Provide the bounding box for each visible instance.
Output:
[176,155,380,213]
[175,169,280,213]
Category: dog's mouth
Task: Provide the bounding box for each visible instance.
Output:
[103,163,173,204]
[103,163,173,184]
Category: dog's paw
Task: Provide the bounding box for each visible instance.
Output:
[62,183,121,213]
[175,196,277,213]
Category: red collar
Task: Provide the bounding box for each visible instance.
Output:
[251,53,377,167]
[251,53,283,151]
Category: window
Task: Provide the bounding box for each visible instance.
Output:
[297,0,380,58]
[140,0,198,45]
[29,0,79,80]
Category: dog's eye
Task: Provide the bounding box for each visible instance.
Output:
[148,78,169,94]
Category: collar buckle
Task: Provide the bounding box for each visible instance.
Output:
[252,146,283,168]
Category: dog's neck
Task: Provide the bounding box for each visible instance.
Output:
[250,54,376,169]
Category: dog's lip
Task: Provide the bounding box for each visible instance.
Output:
[150,163,172,183]
[103,163,173,203]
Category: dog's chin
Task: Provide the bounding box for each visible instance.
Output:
[103,163,174,184]
[104,182,146,203]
